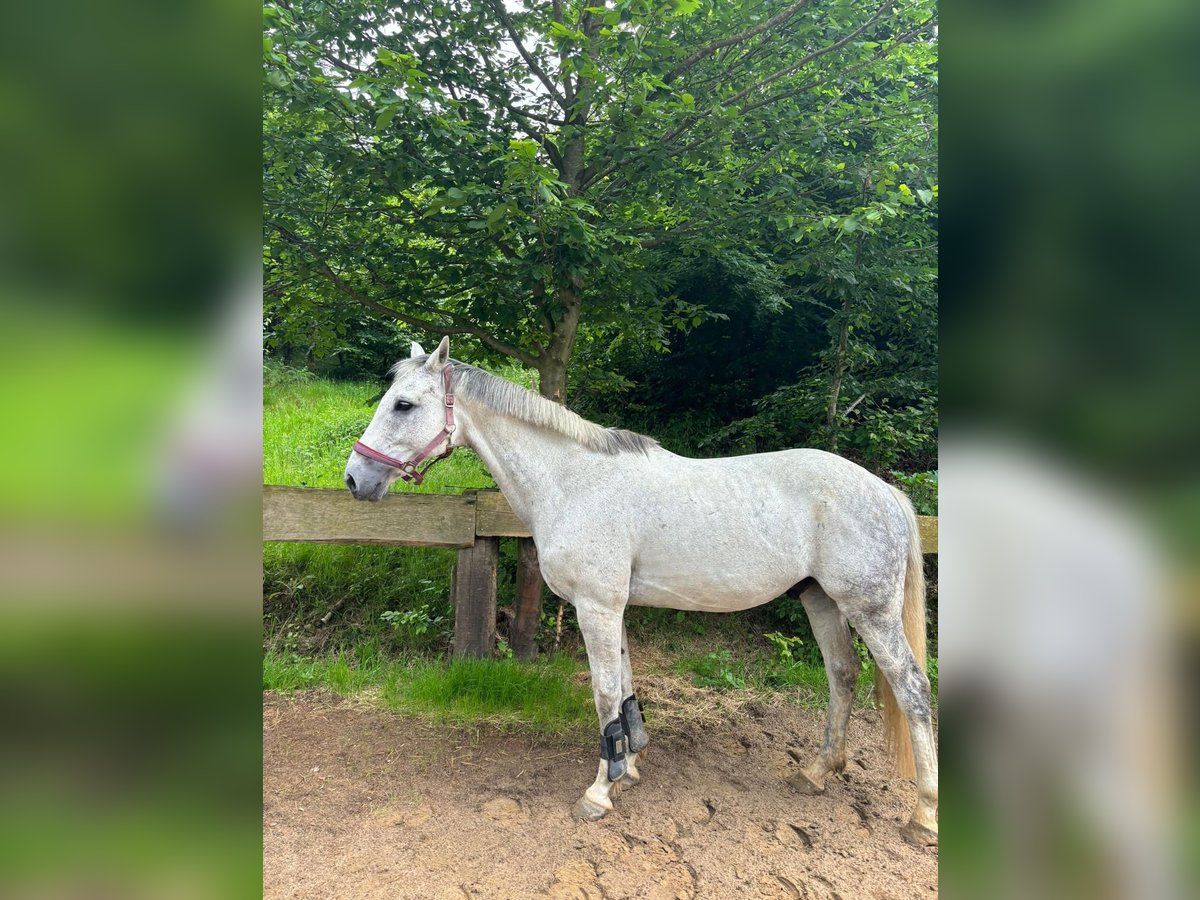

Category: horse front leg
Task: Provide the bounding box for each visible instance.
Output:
[572,598,630,821]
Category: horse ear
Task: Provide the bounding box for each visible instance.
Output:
[410,341,426,358]
[424,335,450,371]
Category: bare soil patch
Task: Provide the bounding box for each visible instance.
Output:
[264,689,936,899]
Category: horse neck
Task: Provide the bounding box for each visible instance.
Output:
[457,399,593,529]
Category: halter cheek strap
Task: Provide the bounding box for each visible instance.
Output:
[352,364,456,486]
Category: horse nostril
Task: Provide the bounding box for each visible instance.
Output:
[345,473,356,492]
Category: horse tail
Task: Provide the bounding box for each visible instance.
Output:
[875,485,927,779]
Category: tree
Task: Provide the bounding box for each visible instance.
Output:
[264,0,937,399]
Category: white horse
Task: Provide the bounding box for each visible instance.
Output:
[344,338,937,846]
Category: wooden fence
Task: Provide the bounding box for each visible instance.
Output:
[263,485,938,659]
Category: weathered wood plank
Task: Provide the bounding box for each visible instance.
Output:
[917,515,937,555]
[263,484,937,554]
[475,490,531,538]
[452,536,499,657]
[263,485,476,548]
[510,538,543,661]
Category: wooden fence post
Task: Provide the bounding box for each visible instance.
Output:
[510,538,543,661]
[451,535,499,658]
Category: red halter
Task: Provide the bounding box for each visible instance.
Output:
[352,364,456,486]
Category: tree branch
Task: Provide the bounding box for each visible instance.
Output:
[638,221,700,249]
[587,6,926,192]
[319,51,366,75]
[722,0,894,108]
[489,0,568,110]
[267,221,541,367]
[739,15,935,116]
[471,50,565,168]
[664,0,812,84]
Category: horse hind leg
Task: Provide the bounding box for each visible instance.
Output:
[851,598,939,846]
[788,583,860,795]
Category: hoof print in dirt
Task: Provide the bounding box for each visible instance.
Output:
[482,796,529,825]
[774,821,813,850]
[688,799,716,825]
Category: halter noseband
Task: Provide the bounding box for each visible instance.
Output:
[352,363,456,486]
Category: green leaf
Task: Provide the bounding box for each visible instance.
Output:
[374,106,396,133]
[549,21,580,41]
[508,139,538,160]
[486,203,509,230]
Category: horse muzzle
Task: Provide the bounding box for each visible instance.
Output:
[344,458,390,502]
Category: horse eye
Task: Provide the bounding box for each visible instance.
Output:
[393,400,413,413]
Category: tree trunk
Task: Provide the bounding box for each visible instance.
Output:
[538,353,568,403]
[826,311,849,453]
[537,276,582,402]
[827,184,868,454]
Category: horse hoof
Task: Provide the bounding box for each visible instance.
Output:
[788,770,825,795]
[573,796,611,822]
[900,819,938,847]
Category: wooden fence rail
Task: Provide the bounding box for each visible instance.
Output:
[264,485,938,659]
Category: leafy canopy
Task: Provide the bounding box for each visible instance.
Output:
[264,0,937,406]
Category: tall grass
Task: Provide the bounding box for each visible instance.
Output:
[383,655,593,731]
[264,648,594,733]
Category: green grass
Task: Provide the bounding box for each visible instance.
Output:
[671,646,880,707]
[263,648,382,694]
[383,655,593,730]
[264,648,594,733]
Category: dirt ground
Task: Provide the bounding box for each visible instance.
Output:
[264,688,937,900]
